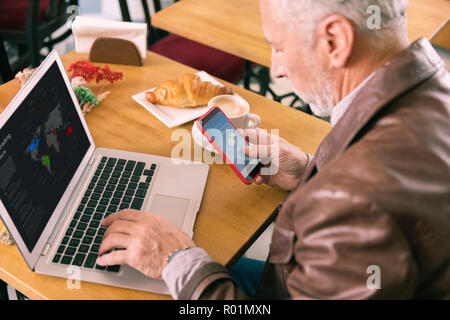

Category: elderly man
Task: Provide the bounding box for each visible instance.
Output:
[96,0,450,299]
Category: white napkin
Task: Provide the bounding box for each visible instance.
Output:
[72,16,147,60]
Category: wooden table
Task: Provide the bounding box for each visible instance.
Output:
[152,0,450,68]
[0,51,331,299]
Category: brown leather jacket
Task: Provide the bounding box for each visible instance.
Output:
[179,38,450,300]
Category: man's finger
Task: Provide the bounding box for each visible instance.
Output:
[239,128,272,145]
[99,232,131,255]
[244,143,273,159]
[255,176,264,185]
[103,219,137,238]
[96,248,128,266]
[101,209,142,226]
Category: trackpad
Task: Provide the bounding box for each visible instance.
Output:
[149,195,189,228]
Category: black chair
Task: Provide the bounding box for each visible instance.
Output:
[0,0,78,82]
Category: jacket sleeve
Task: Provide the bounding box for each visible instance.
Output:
[161,247,249,299]
[280,179,420,299]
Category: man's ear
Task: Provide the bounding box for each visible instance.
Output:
[316,15,355,68]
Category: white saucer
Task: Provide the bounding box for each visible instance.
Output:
[191,122,217,153]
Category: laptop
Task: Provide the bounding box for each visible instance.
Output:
[0,50,209,295]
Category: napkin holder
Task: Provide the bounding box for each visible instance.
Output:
[89,37,143,66]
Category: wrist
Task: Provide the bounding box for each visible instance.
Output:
[167,246,194,264]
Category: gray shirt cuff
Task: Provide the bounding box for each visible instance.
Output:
[161,247,213,299]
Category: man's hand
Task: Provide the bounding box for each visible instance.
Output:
[96,209,195,279]
[239,128,309,191]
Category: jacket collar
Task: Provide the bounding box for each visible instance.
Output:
[311,37,444,172]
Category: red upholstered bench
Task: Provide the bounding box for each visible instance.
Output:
[150,34,245,84]
[0,0,50,30]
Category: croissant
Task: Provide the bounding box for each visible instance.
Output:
[145,74,233,108]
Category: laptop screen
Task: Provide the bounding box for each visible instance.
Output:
[0,61,90,252]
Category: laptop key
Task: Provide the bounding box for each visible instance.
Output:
[95,264,106,270]
[131,198,144,210]
[103,191,113,198]
[107,158,117,166]
[76,222,88,230]
[61,236,70,245]
[107,265,120,273]
[100,172,110,180]
[73,230,84,238]
[138,182,149,189]
[94,236,103,244]
[57,245,66,254]
[61,255,72,265]
[98,227,107,236]
[69,239,80,247]
[116,184,126,191]
[86,228,96,237]
[65,227,74,237]
[80,215,90,223]
[94,186,104,194]
[125,161,136,171]
[111,171,121,178]
[87,200,98,207]
[79,244,89,253]
[93,213,103,221]
[84,253,98,269]
[72,253,86,266]
[89,220,100,228]
[52,254,61,263]
[82,236,93,245]
[65,247,76,256]
[135,189,147,198]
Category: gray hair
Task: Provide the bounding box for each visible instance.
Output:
[270,0,408,47]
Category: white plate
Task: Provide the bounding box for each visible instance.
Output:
[132,71,231,128]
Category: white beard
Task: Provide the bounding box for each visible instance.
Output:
[288,59,335,118]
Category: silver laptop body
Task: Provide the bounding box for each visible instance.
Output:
[0,50,209,295]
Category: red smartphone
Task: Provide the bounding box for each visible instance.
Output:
[197,107,263,184]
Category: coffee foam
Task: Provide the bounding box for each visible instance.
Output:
[214,97,247,118]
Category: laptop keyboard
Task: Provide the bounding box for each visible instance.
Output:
[51,156,157,272]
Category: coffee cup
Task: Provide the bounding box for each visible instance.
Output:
[208,95,260,129]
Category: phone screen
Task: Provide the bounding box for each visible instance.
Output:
[201,108,263,183]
